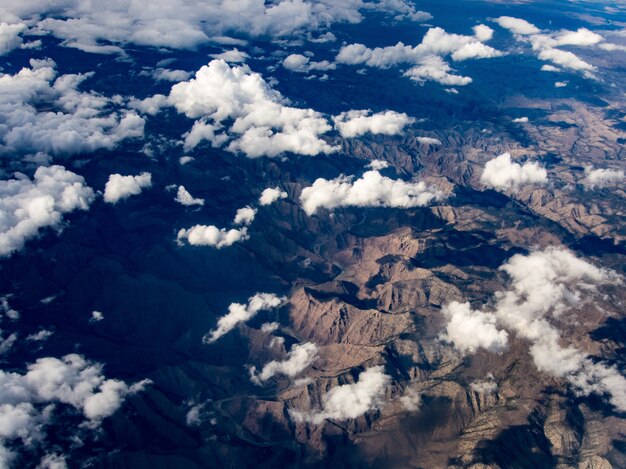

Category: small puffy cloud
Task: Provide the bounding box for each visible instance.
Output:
[182,119,228,151]
[210,48,249,63]
[400,388,421,411]
[179,156,194,165]
[261,322,280,333]
[168,60,337,158]
[404,55,472,86]
[554,81,568,87]
[129,94,169,116]
[300,170,444,215]
[250,342,318,384]
[441,302,508,354]
[233,206,257,226]
[555,28,603,47]
[150,68,191,82]
[103,172,152,204]
[0,22,26,55]
[416,136,441,145]
[470,374,498,394]
[541,64,560,72]
[90,311,104,322]
[259,187,287,206]
[174,185,204,206]
[203,293,283,343]
[283,53,336,73]
[494,16,540,35]
[581,167,624,189]
[512,117,529,123]
[26,330,53,342]
[480,152,547,191]
[0,165,95,257]
[177,225,248,248]
[291,366,390,424]
[333,110,414,138]
[366,160,389,170]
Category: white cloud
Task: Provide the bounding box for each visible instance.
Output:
[554,81,568,87]
[177,225,248,248]
[259,187,287,206]
[441,302,508,354]
[179,156,194,165]
[0,165,95,257]
[1,1,426,52]
[174,186,204,206]
[581,167,624,189]
[541,64,560,72]
[366,159,389,170]
[470,374,498,394]
[0,22,26,55]
[0,354,149,462]
[512,117,529,123]
[0,60,144,156]
[441,248,626,412]
[480,152,547,191]
[333,110,414,138]
[399,388,421,411]
[103,172,152,204]
[283,53,336,73]
[495,17,604,75]
[250,342,318,384]
[233,206,257,226]
[128,94,169,116]
[291,366,390,424]
[150,68,191,82]
[300,169,444,215]
[90,311,104,322]
[37,453,67,469]
[261,322,280,333]
[210,48,249,63]
[168,60,337,158]
[26,330,53,342]
[416,136,441,145]
[203,293,283,343]
[182,119,228,151]
[336,25,502,86]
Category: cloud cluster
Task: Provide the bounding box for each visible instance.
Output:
[1,1,429,53]
[283,53,335,73]
[0,22,26,55]
[300,169,444,215]
[103,172,152,204]
[203,293,284,343]
[174,186,204,206]
[480,152,547,191]
[0,354,149,465]
[259,187,288,206]
[336,25,503,86]
[291,366,390,424]
[0,59,144,156]
[441,248,626,411]
[581,167,624,189]
[249,342,318,384]
[168,60,337,158]
[0,165,95,257]
[333,110,414,138]
[494,17,617,76]
[177,225,249,248]
[470,373,498,395]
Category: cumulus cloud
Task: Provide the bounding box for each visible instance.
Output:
[416,136,441,145]
[470,373,498,394]
[512,117,528,123]
[203,293,284,343]
[90,311,104,322]
[150,68,191,82]
[441,302,508,354]
[210,48,249,63]
[480,152,547,191]
[336,25,503,85]
[366,159,389,170]
[291,366,390,424]
[0,354,149,463]
[168,60,337,158]
[283,53,336,73]
[1,1,427,52]
[333,110,414,138]
[249,342,318,384]
[0,165,95,257]
[259,187,288,206]
[103,172,152,204]
[0,22,26,55]
[400,388,421,411]
[441,248,626,411]
[495,17,608,75]
[177,225,248,248]
[300,169,444,215]
[174,186,204,206]
[581,167,624,189]
[0,59,144,156]
[233,206,257,226]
